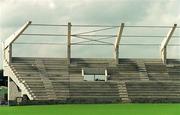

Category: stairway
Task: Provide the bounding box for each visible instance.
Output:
[118,81,131,103]
[35,59,57,100]
[137,60,149,81]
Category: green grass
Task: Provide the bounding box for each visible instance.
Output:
[0,104,180,115]
[0,86,7,97]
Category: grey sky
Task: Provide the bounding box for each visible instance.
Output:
[0,0,180,68]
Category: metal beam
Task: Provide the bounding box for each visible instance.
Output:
[160,24,177,64]
[67,22,71,64]
[4,21,31,49]
[114,23,124,64]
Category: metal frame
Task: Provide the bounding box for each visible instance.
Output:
[3,21,180,65]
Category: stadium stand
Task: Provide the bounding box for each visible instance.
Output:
[2,21,180,105]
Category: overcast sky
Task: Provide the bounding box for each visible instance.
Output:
[0,0,180,68]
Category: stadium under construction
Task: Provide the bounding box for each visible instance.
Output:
[2,21,180,105]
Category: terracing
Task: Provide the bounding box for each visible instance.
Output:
[2,21,180,104]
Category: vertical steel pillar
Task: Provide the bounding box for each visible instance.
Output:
[160,24,177,64]
[67,22,71,65]
[114,23,124,65]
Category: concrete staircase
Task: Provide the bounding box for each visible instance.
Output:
[35,59,56,100]
[137,60,149,81]
[118,82,131,103]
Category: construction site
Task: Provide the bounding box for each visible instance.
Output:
[2,21,180,105]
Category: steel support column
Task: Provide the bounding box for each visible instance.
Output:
[160,24,177,64]
[67,22,71,65]
[114,23,124,65]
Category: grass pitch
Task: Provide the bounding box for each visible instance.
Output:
[0,104,180,115]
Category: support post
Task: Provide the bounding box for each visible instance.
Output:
[114,23,124,65]
[1,42,5,65]
[67,22,71,65]
[8,76,10,104]
[160,24,177,64]
[5,44,12,64]
[105,69,108,82]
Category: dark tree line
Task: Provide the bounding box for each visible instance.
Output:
[0,70,7,86]
[0,70,3,77]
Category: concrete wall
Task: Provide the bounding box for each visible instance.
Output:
[9,78,21,100]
